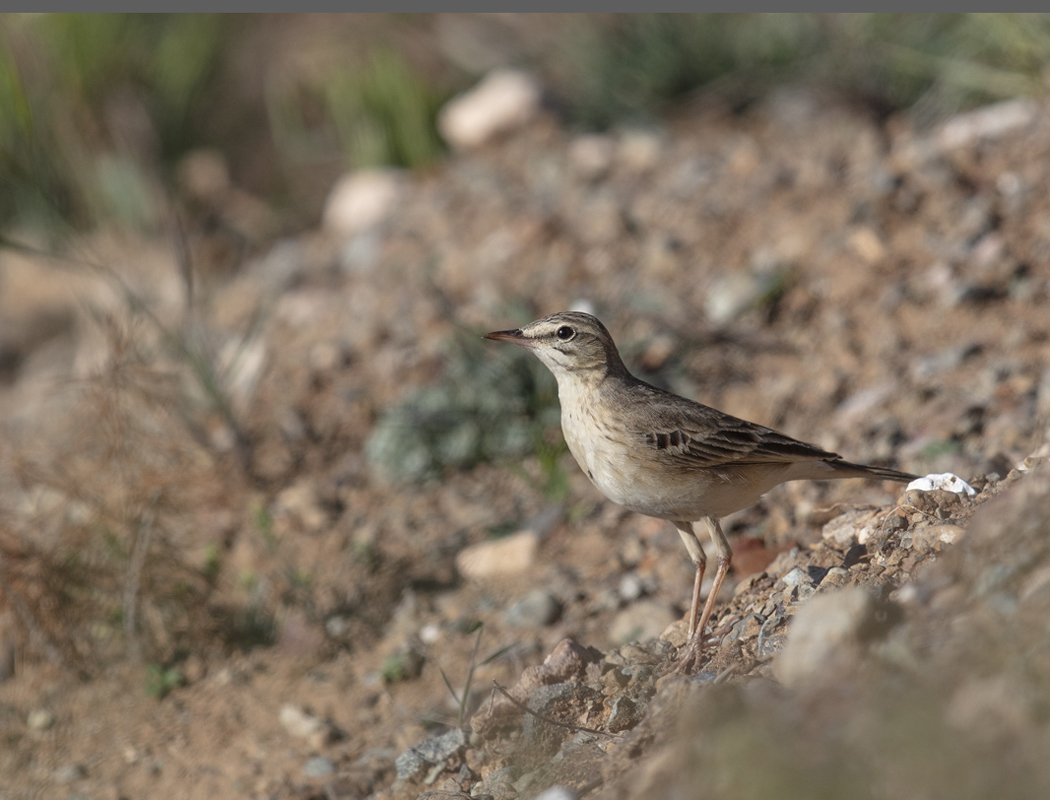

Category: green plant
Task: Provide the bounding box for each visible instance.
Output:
[145,662,185,699]
[554,14,1050,129]
[0,14,228,232]
[324,47,448,170]
[365,325,560,485]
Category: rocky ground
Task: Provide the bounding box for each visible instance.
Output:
[1,77,1050,800]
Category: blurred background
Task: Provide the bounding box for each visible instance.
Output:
[2,13,1050,800]
[4,13,1050,237]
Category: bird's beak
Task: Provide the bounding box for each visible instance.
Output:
[483,328,533,348]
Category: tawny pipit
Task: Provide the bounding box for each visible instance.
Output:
[485,311,916,672]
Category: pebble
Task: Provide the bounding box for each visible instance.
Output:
[903,523,966,553]
[704,272,766,325]
[568,134,615,180]
[533,786,579,800]
[473,765,522,797]
[54,763,87,784]
[503,589,562,628]
[438,69,542,150]
[774,586,877,687]
[27,709,54,731]
[906,473,976,496]
[279,704,337,747]
[607,695,646,733]
[937,98,1038,151]
[610,600,677,645]
[618,572,646,602]
[780,567,812,588]
[322,168,404,236]
[456,531,538,579]
[395,727,467,780]
[303,756,335,779]
[821,508,882,546]
[617,128,664,172]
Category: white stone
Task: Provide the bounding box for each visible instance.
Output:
[906,473,976,496]
[937,98,1038,151]
[456,531,538,579]
[438,69,542,150]
[533,787,578,800]
[27,709,55,731]
[322,168,404,236]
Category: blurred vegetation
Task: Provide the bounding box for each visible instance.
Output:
[558,14,1050,127]
[365,325,560,485]
[2,14,1050,239]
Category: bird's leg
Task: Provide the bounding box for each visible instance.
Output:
[676,517,731,674]
[674,521,706,636]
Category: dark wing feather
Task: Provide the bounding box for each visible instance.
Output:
[624,380,841,468]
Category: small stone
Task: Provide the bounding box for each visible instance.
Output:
[438,69,542,150]
[704,272,765,325]
[303,756,335,779]
[617,129,663,172]
[659,619,690,648]
[905,523,966,553]
[610,600,677,645]
[27,709,54,731]
[722,613,764,645]
[473,765,522,797]
[618,572,645,602]
[774,587,890,687]
[601,668,630,691]
[884,513,908,532]
[54,763,87,784]
[906,473,976,497]
[322,168,404,237]
[394,748,426,781]
[847,226,887,264]
[607,695,645,733]
[819,567,851,591]
[279,704,336,745]
[822,508,881,546]
[456,531,538,579]
[398,727,467,781]
[936,98,1038,151]
[533,786,579,800]
[325,615,348,638]
[780,567,812,588]
[569,134,615,180]
[503,589,562,628]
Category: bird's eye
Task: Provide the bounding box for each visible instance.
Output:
[555,325,575,341]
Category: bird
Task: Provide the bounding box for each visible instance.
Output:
[484,311,917,672]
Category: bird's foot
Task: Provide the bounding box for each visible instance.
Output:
[673,631,709,675]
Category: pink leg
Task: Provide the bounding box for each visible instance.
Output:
[687,558,706,636]
[676,516,732,674]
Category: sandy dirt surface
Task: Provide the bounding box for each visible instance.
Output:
[1,87,1049,800]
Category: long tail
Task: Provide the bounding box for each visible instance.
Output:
[826,459,918,483]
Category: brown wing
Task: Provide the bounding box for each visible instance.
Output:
[623,380,841,468]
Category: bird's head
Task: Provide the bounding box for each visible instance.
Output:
[484,311,625,378]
